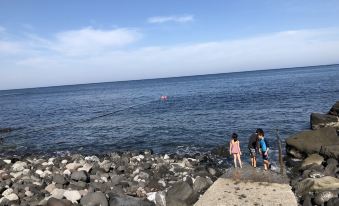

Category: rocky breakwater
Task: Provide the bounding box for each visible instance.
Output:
[311,101,339,130]
[286,124,339,204]
[0,151,225,206]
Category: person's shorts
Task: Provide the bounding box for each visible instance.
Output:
[262,152,269,161]
[249,148,256,158]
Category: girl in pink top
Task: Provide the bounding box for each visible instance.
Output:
[229,133,242,168]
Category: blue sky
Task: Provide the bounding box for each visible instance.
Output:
[1,0,339,90]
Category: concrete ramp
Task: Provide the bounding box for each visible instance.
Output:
[194,165,297,206]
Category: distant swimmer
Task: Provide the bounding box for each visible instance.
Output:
[160,95,168,101]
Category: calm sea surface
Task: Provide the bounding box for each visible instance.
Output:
[1,65,339,157]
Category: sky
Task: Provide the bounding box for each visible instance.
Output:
[1,0,339,90]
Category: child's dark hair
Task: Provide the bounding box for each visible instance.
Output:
[231,133,238,142]
[257,129,264,136]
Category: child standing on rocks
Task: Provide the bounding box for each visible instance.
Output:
[258,130,270,170]
[229,133,242,168]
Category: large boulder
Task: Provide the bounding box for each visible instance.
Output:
[286,127,339,155]
[295,176,339,195]
[166,181,199,206]
[193,176,212,193]
[329,101,339,116]
[311,113,339,130]
[301,154,324,170]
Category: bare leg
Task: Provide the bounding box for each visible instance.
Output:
[253,157,257,168]
[237,154,242,168]
[264,160,269,170]
[233,154,237,168]
[250,157,254,167]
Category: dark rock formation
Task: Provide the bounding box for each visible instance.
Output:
[286,127,339,155]
[311,113,339,130]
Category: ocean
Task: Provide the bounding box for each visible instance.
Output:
[0,65,339,157]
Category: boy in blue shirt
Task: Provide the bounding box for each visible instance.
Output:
[258,130,270,171]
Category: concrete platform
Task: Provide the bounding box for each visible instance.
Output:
[194,165,298,206]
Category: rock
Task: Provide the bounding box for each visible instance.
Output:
[99,160,112,172]
[53,174,67,185]
[2,188,13,196]
[302,194,312,206]
[109,193,155,206]
[3,159,11,164]
[329,101,339,116]
[166,181,199,206]
[207,168,217,176]
[61,160,68,164]
[320,145,339,159]
[51,189,65,199]
[327,158,338,166]
[193,176,212,193]
[163,154,170,160]
[65,163,82,171]
[155,191,166,206]
[324,162,338,176]
[211,144,229,157]
[63,190,81,203]
[311,113,339,130]
[327,197,339,206]
[45,184,56,193]
[78,163,93,173]
[85,156,100,162]
[71,171,89,182]
[12,161,27,172]
[25,190,34,197]
[295,176,339,195]
[286,127,339,155]
[80,191,108,206]
[47,197,72,206]
[314,191,338,205]
[301,154,324,169]
[4,193,19,201]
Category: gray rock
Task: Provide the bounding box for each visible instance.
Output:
[302,194,312,206]
[327,197,339,206]
[12,161,27,172]
[53,174,67,185]
[193,176,212,193]
[310,113,339,130]
[314,191,338,205]
[286,127,339,155]
[207,167,216,176]
[329,101,339,116]
[71,171,89,182]
[320,145,339,159]
[324,162,338,176]
[295,176,339,195]
[301,154,324,170]
[80,191,108,206]
[166,181,199,206]
[47,197,72,206]
[327,158,338,166]
[109,193,155,206]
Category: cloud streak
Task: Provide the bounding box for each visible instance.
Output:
[1,27,339,90]
[147,15,194,24]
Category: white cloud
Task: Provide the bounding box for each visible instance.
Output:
[1,27,339,90]
[147,15,194,24]
[53,27,141,56]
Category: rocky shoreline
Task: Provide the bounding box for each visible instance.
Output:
[0,150,227,206]
[286,101,339,206]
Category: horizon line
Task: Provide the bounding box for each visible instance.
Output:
[1,63,338,92]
